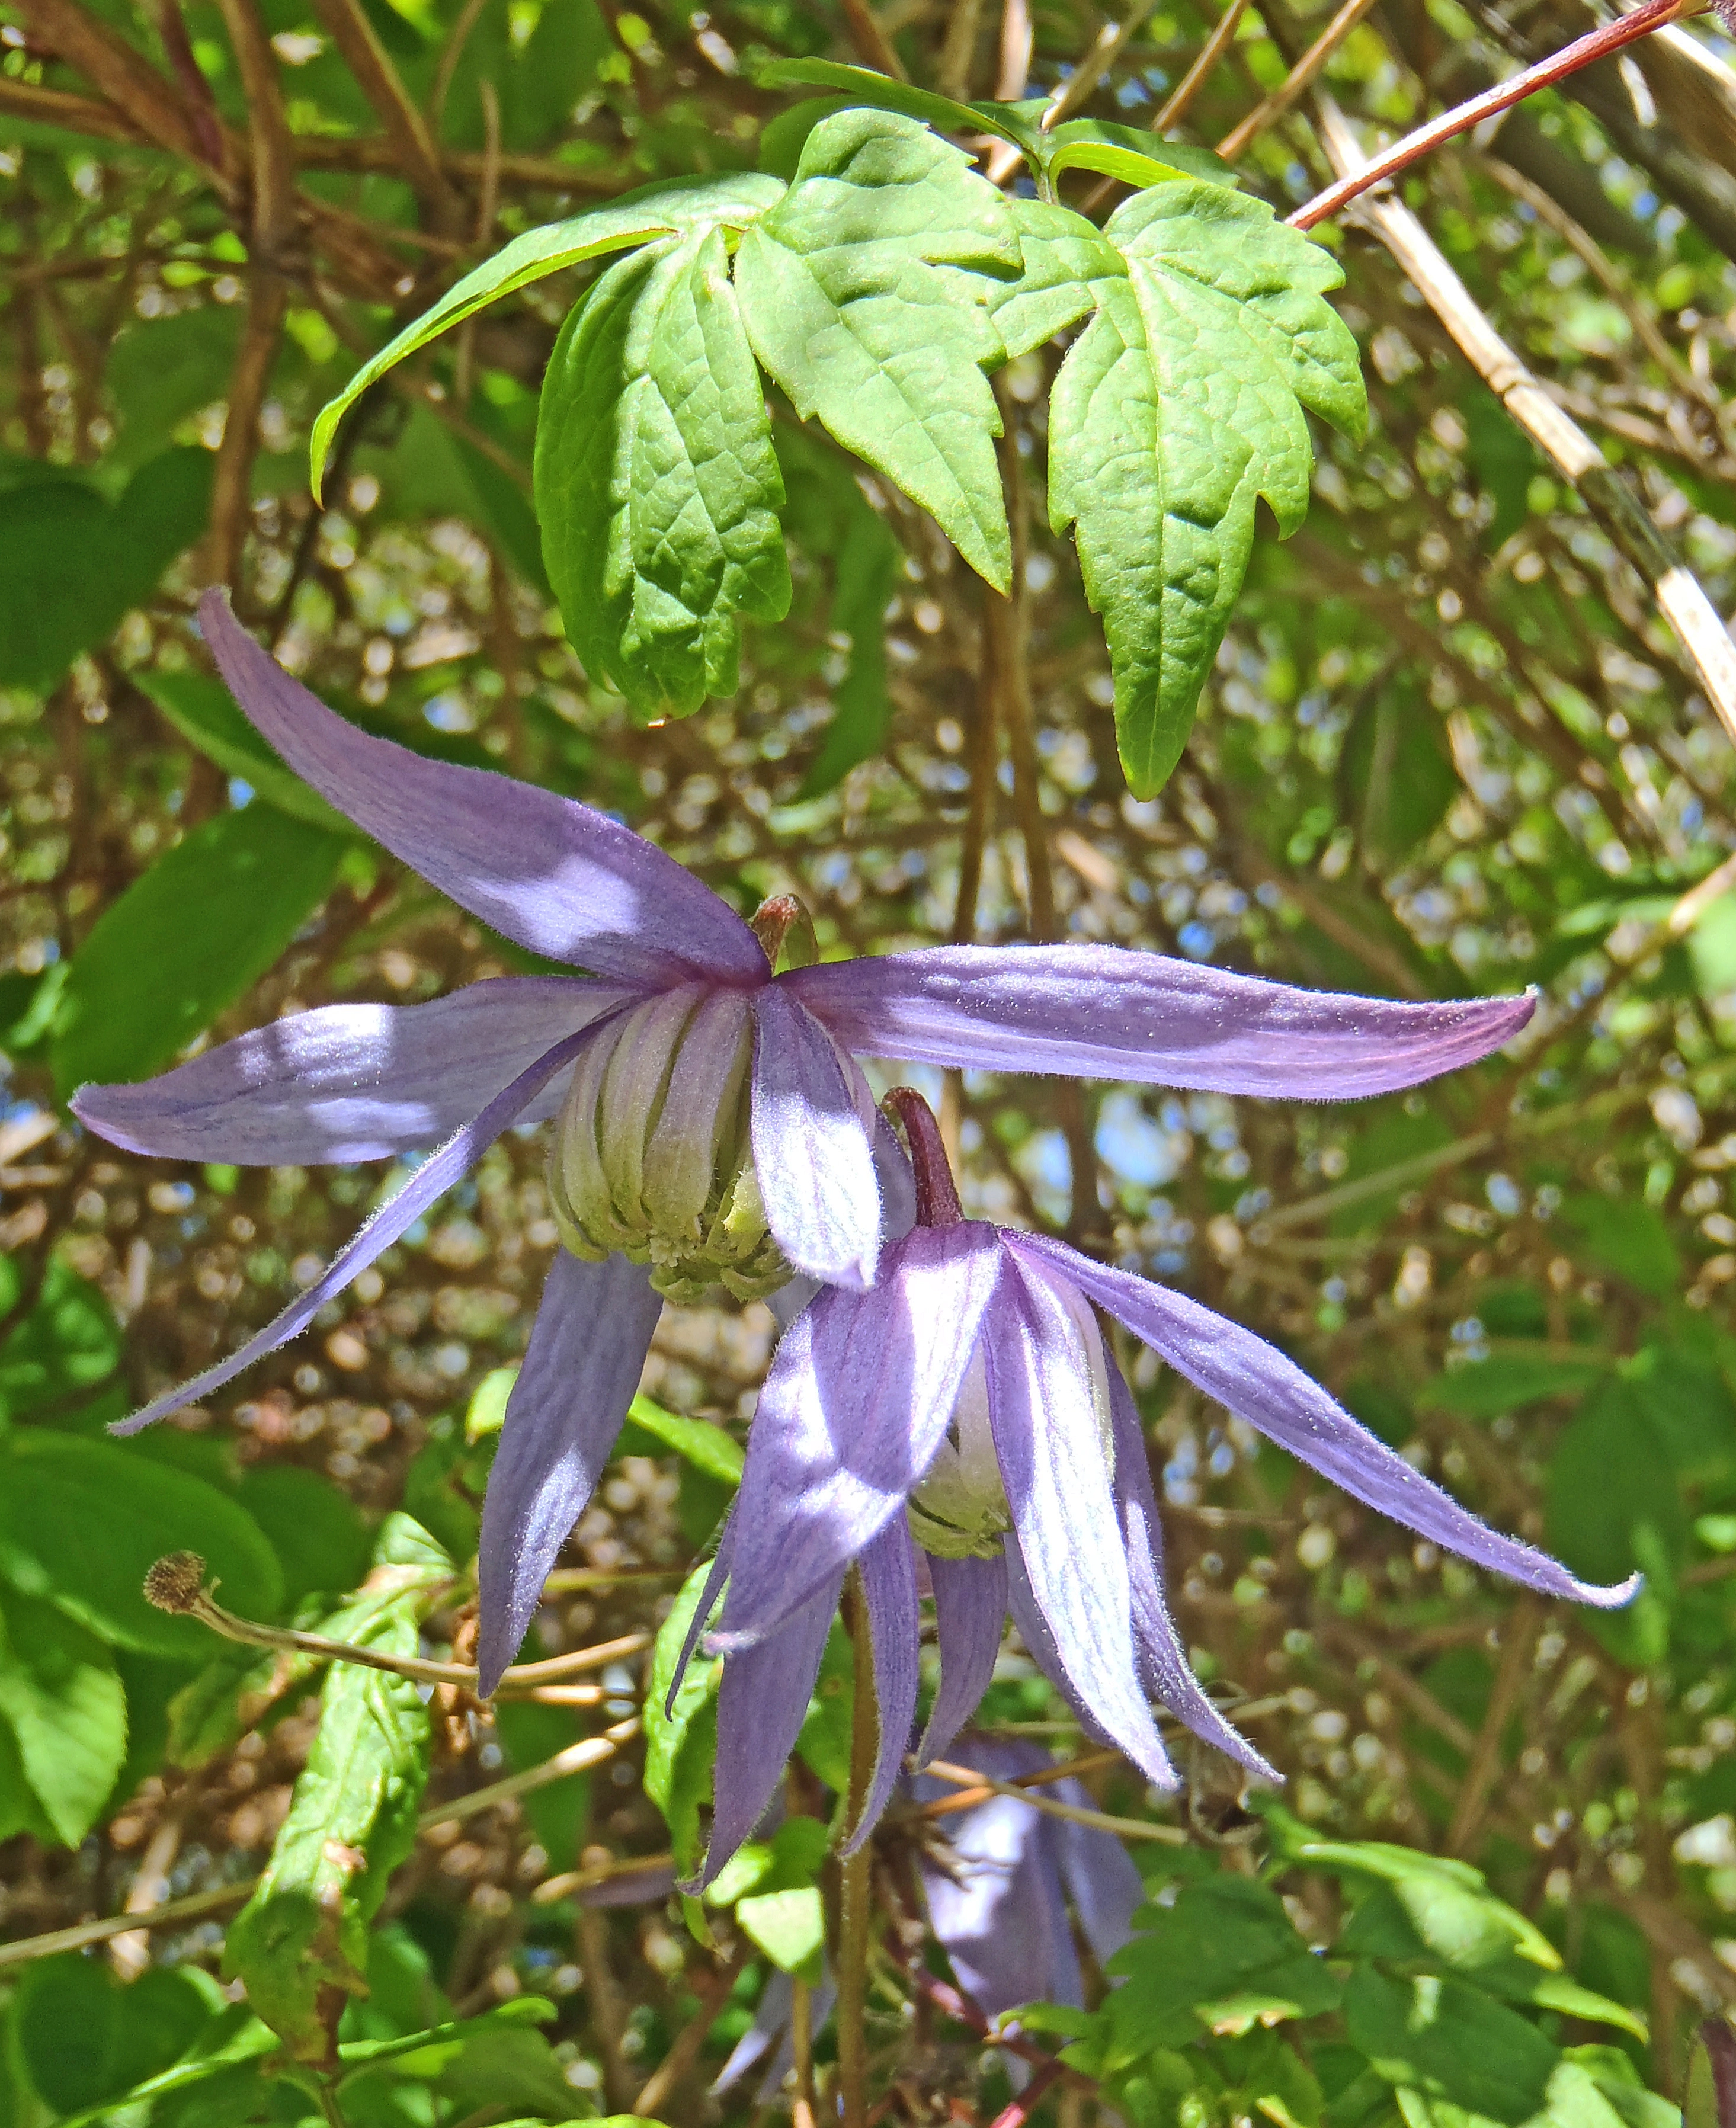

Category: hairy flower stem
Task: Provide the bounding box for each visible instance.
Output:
[838,1574,878,2128]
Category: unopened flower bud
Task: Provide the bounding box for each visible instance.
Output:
[549,985,785,1302]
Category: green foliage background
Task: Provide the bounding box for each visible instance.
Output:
[5,0,1736,2115]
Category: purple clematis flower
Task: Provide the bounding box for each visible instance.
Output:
[681,1092,1636,1884]
[912,1733,1143,2023]
[712,1733,1138,2105]
[78,590,1540,1690]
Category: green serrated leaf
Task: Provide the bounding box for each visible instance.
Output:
[0,1590,126,1846]
[222,1528,449,2063]
[1049,182,1364,797]
[758,56,1027,150]
[0,1429,283,1658]
[537,223,790,716]
[643,1557,725,1877]
[133,671,350,831]
[1346,1967,1558,2123]
[736,108,1018,589]
[310,171,786,493]
[982,196,1122,366]
[1047,118,1240,192]
[626,1393,744,1485]
[51,802,347,1098]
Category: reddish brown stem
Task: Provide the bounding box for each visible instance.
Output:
[883,1089,963,1227]
[1289,0,1698,231]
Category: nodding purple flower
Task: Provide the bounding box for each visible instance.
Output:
[912,1734,1143,2023]
[78,591,1540,1691]
[712,1733,1139,2105]
[686,1093,1636,1885]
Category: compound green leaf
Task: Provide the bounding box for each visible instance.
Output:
[310,171,785,492]
[0,1591,126,1846]
[537,223,790,717]
[222,1529,449,2063]
[1050,181,1364,797]
[0,1429,283,1659]
[982,196,1120,366]
[51,801,347,1098]
[736,107,1019,589]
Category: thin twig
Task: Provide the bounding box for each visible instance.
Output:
[1289,0,1699,232]
[418,1717,642,1829]
[1218,0,1381,156]
[306,0,460,229]
[631,1947,750,2117]
[576,1893,639,2111]
[531,1849,677,1904]
[429,0,492,126]
[145,1557,647,1694]
[905,1746,1125,1821]
[1152,0,1251,131]
[838,1576,877,2128]
[1040,0,1163,132]
[837,0,908,78]
[1447,1595,1540,1856]
[1299,91,1736,764]
[937,0,985,98]
[917,1758,1189,1842]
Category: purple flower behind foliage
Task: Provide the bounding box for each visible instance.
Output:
[80,591,1543,1692]
[711,1735,1138,2105]
[678,1094,1636,1886]
[913,1735,1143,2021]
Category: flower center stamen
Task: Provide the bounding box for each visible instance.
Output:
[549,984,787,1302]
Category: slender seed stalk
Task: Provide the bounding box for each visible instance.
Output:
[837,1573,878,2128]
[792,1975,819,2128]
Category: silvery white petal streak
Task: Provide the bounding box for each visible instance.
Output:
[986,1260,1177,1787]
[918,1551,1008,1769]
[843,1520,921,1855]
[1106,1355,1277,1781]
[110,1027,598,1438]
[110,1025,595,1438]
[198,589,764,987]
[476,1249,663,1694]
[713,1224,1004,1643]
[700,1574,843,1892]
[784,946,1533,1098]
[749,985,883,1289]
[1005,1540,1117,1755]
[1021,1232,1641,1610]
[72,977,627,1164]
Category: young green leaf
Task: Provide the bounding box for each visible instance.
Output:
[736,108,1020,589]
[644,1557,725,1878]
[310,171,786,494]
[1344,1966,1559,2122]
[133,671,349,831]
[50,802,347,1098]
[536,223,791,717]
[1049,181,1365,797]
[757,56,1029,152]
[222,1526,450,2063]
[1046,118,1240,192]
[0,1591,126,1846]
